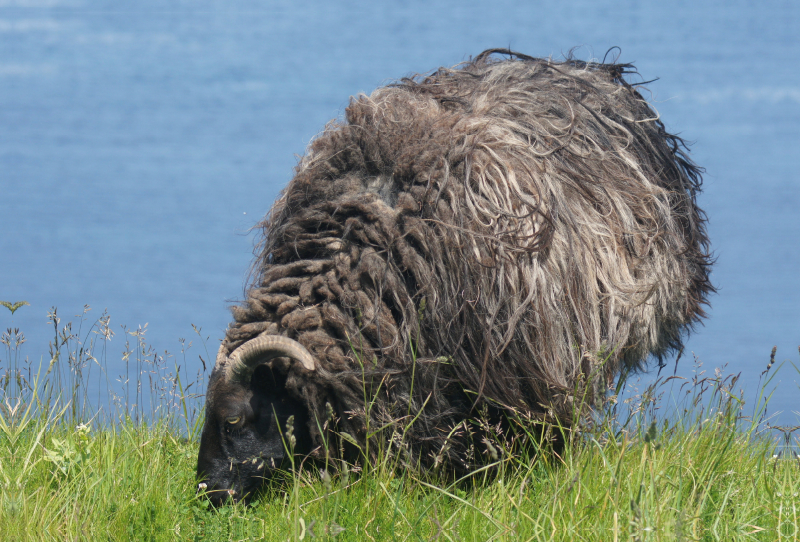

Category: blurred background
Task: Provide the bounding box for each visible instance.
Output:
[2,0,798,423]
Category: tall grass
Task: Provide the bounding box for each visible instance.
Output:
[0,302,798,541]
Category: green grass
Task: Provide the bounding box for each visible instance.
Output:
[1,303,799,541]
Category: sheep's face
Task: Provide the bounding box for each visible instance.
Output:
[196,365,308,505]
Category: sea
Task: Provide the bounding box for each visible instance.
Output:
[2,0,799,425]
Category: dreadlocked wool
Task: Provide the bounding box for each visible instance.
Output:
[220,49,713,469]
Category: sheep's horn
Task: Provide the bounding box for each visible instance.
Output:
[223,335,316,382]
[214,344,227,370]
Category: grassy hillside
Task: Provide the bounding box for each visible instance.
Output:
[1,304,798,541]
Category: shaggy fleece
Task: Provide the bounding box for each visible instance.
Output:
[219,49,713,469]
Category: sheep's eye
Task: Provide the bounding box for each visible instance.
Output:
[225,416,241,425]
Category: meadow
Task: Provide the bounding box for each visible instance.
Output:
[0,302,798,541]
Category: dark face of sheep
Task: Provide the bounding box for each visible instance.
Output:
[196,336,315,505]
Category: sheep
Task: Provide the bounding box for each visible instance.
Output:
[196,49,713,504]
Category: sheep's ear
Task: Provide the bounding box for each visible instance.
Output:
[250,364,290,394]
[224,335,316,384]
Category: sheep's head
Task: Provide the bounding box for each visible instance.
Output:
[196,336,315,505]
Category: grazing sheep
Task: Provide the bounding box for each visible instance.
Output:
[197,49,713,504]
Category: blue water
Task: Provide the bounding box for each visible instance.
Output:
[2,1,799,422]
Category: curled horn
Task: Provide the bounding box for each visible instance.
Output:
[222,335,316,383]
[215,343,227,369]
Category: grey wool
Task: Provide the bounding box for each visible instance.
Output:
[217,49,714,470]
